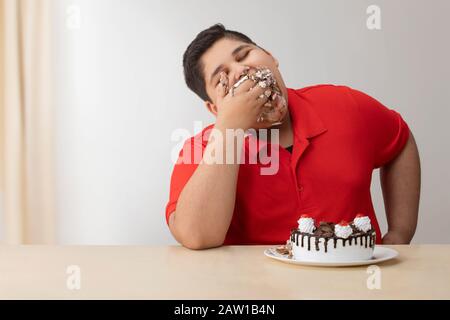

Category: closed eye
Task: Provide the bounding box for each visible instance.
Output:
[237,50,251,62]
[215,50,252,86]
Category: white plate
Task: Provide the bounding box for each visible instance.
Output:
[264,246,399,267]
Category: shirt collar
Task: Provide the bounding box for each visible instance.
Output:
[286,87,327,141]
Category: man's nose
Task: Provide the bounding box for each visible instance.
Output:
[230,65,251,84]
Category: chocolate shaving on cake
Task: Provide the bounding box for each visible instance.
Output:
[313,222,335,238]
[276,240,293,257]
[350,223,364,236]
[275,245,290,255]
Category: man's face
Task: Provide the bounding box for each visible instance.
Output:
[201,38,288,126]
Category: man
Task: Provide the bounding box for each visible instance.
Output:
[166,23,420,249]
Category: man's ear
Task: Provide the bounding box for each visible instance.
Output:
[205,100,218,117]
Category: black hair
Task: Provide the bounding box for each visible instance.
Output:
[182,23,257,102]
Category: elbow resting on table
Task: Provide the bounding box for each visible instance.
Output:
[182,237,224,250]
[168,211,225,250]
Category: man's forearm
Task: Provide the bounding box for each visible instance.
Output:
[380,132,421,244]
[171,125,244,249]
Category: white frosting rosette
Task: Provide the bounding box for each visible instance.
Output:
[334,221,353,239]
[353,214,372,232]
[297,215,316,234]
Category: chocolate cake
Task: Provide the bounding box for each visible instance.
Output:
[285,214,376,262]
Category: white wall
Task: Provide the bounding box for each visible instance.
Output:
[52,0,450,244]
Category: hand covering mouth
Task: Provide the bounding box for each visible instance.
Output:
[220,65,287,125]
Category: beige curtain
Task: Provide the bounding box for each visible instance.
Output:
[0,0,55,244]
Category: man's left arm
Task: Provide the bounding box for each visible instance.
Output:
[380,131,421,244]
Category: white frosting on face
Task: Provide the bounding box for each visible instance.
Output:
[334,224,353,239]
[353,216,372,232]
[297,217,316,234]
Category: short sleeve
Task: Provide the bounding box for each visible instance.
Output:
[165,131,209,225]
[348,87,410,168]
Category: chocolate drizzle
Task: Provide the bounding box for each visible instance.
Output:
[290,229,376,253]
[369,233,376,248]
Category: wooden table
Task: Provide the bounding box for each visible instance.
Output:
[0,245,448,299]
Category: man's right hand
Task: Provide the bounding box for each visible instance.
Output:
[214,70,271,131]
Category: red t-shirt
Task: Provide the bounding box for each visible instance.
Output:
[165,85,410,245]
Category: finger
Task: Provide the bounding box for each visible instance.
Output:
[252,92,271,114]
[229,77,253,97]
[247,82,273,102]
[229,68,258,95]
[217,71,228,99]
[273,93,287,113]
[218,82,227,99]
